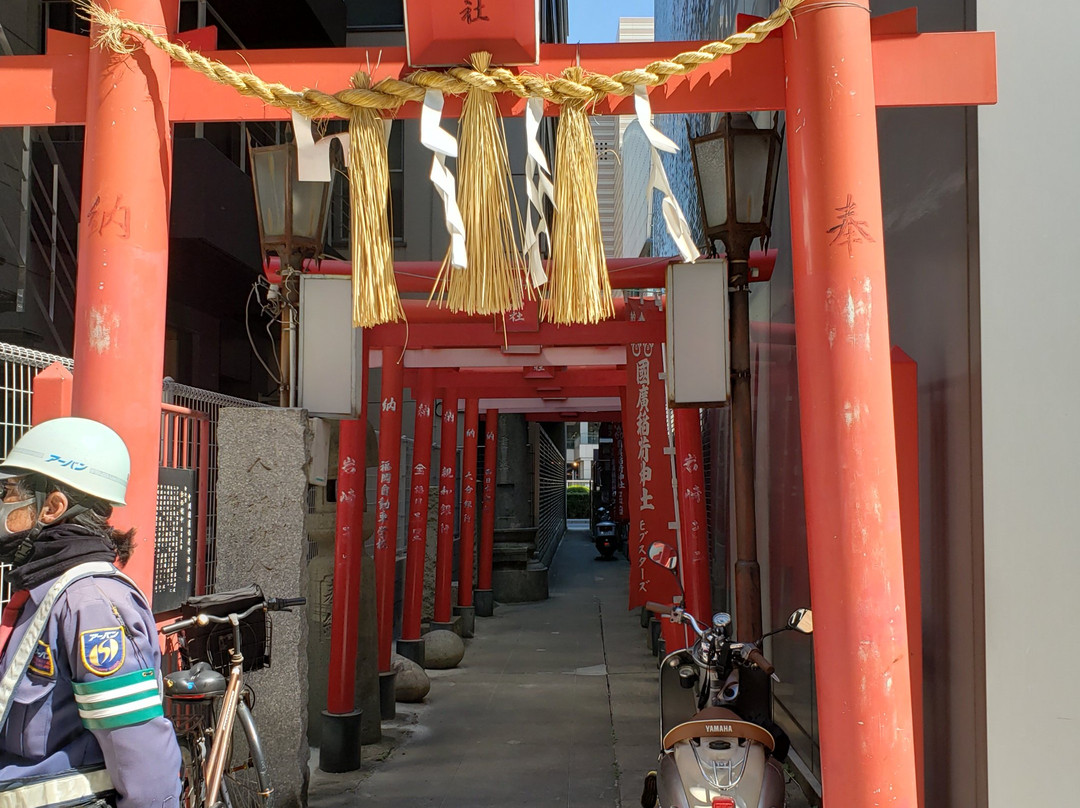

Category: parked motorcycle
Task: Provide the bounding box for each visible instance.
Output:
[641,541,812,808]
[592,506,619,559]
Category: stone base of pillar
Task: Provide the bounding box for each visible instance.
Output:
[318,710,362,773]
[640,606,651,628]
[474,589,494,617]
[396,638,425,668]
[378,671,397,721]
[453,605,476,638]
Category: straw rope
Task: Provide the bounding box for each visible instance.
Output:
[430,53,527,316]
[76,0,805,114]
[544,68,613,325]
[346,73,404,328]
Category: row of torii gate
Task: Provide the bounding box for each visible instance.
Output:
[0,1,996,803]
[304,256,728,742]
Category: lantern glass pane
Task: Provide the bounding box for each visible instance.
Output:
[292,179,329,240]
[733,133,770,224]
[693,137,728,230]
[251,149,287,238]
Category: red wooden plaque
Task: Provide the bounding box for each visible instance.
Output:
[404,0,540,67]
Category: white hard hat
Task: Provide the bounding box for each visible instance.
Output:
[0,417,130,506]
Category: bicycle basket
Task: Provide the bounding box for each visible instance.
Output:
[180,586,272,674]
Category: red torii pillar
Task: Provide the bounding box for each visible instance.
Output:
[72,0,176,594]
[321,414,367,772]
[431,391,458,631]
[454,397,480,637]
[784,3,917,804]
[399,369,435,667]
[373,348,404,720]
[475,409,499,617]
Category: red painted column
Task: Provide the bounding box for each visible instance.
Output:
[326,416,367,713]
[432,391,458,626]
[673,409,710,622]
[475,409,499,616]
[400,369,435,648]
[72,0,177,594]
[456,398,479,616]
[374,349,404,673]
[783,3,918,803]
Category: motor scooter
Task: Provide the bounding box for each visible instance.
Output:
[640,541,812,808]
[592,506,619,559]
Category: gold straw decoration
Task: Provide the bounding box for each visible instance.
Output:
[543,68,614,325]
[347,72,403,327]
[431,52,526,316]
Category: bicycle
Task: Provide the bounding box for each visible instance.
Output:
[161,587,306,808]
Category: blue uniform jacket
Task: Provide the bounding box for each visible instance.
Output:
[0,571,182,807]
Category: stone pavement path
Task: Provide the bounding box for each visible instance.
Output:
[310,529,660,807]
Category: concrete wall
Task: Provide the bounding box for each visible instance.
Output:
[216,408,312,808]
[977,2,1080,805]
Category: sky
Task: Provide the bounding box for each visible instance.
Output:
[566,0,655,44]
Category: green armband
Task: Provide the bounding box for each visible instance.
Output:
[72,668,164,730]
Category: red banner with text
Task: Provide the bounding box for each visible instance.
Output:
[622,302,682,610]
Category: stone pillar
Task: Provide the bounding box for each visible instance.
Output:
[216,408,311,808]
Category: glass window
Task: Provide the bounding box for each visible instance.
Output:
[346,0,404,31]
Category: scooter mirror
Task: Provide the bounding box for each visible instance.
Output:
[647,541,678,571]
[787,608,813,634]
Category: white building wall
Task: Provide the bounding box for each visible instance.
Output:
[591,115,622,257]
[978,2,1080,806]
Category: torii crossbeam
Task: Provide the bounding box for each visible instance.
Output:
[0,2,996,802]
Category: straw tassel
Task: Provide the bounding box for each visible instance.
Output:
[544,68,613,325]
[431,52,526,316]
[347,72,403,327]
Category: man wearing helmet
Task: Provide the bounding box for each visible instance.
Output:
[0,417,181,806]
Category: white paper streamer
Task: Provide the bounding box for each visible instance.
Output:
[291,110,349,183]
[633,86,699,264]
[523,97,556,288]
[420,90,467,270]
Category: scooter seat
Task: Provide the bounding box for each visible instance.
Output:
[661,707,776,752]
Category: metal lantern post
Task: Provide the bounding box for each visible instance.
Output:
[689,112,783,645]
[248,141,332,406]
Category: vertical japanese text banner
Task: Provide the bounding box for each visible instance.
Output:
[622,299,681,610]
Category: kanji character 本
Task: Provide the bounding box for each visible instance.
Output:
[827,194,875,258]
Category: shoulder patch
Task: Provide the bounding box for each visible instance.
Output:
[28,641,55,678]
[79,627,126,676]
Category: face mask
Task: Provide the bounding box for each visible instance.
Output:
[0,498,34,541]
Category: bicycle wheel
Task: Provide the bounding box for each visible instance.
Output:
[216,698,273,808]
[178,734,209,808]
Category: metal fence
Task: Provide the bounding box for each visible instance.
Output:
[0,343,73,601]
[534,425,567,568]
[161,378,268,592]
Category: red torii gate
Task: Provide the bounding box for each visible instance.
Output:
[0,3,996,803]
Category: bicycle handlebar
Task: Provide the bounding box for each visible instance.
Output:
[160,596,307,636]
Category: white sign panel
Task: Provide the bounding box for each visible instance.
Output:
[298,275,363,417]
[665,259,730,406]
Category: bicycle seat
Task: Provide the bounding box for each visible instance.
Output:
[165,661,227,699]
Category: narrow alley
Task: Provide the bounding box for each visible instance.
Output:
[311,529,659,807]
